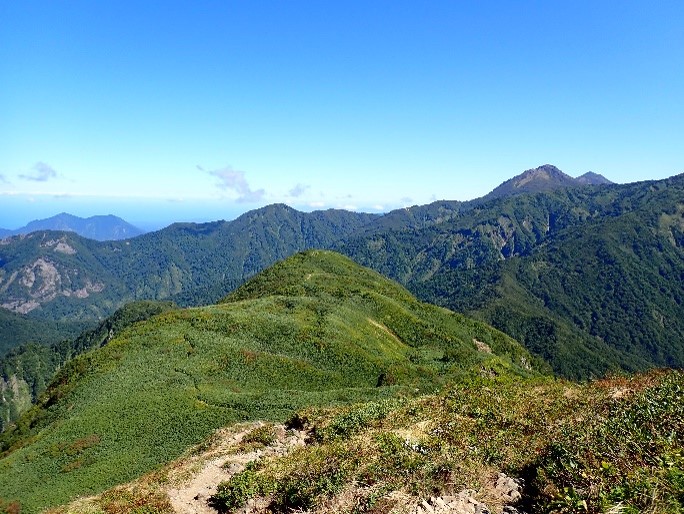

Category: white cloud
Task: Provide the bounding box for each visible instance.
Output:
[289,183,310,197]
[19,162,59,182]
[203,165,265,203]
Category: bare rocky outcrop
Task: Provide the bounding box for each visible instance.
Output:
[0,257,105,313]
[0,374,32,431]
[412,474,525,514]
[164,421,525,514]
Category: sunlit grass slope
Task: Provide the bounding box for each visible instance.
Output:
[0,251,543,513]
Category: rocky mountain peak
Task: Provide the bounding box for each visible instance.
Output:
[483,164,577,201]
[576,171,614,185]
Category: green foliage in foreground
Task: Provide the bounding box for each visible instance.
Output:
[212,369,684,514]
[0,251,540,513]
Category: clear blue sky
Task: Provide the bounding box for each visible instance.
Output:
[1,1,683,230]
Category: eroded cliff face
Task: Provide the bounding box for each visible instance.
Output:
[0,236,105,314]
[0,374,32,432]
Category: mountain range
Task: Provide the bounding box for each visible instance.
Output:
[1,163,680,380]
[481,164,613,201]
[339,172,684,378]
[0,250,680,514]
[0,213,145,241]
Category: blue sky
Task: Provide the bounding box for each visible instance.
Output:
[1,1,683,230]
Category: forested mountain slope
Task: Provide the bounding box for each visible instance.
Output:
[339,174,684,378]
[0,308,89,356]
[0,205,376,327]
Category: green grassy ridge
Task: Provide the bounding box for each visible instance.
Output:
[212,369,684,513]
[223,249,419,304]
[0,251,539,513]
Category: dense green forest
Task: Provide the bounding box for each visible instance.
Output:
[0,308,89,356]
[338,174,684,378]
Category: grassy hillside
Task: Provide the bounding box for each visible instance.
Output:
[0,300,177,432]
[0,251,541,513]
[45,369,684,514]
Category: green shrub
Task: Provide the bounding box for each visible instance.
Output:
[318,399,400,441]
[210,466,265,512]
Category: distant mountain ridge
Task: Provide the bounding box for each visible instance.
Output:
[576,171,614,185]
[0,213,145,241]
[0,205,377,322]
[482,164,613,201]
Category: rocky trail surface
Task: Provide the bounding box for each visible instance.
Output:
[411,474,525,514]
[166,422,526,514]
[166,423,307,514]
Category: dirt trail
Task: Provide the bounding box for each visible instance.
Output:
[164,423,525,514]
[166,422,307,514]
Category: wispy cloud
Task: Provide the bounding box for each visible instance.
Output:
[0,174,8,184]
[19,162,59,182]
[201,165,265,203]
[289,183,310,197]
